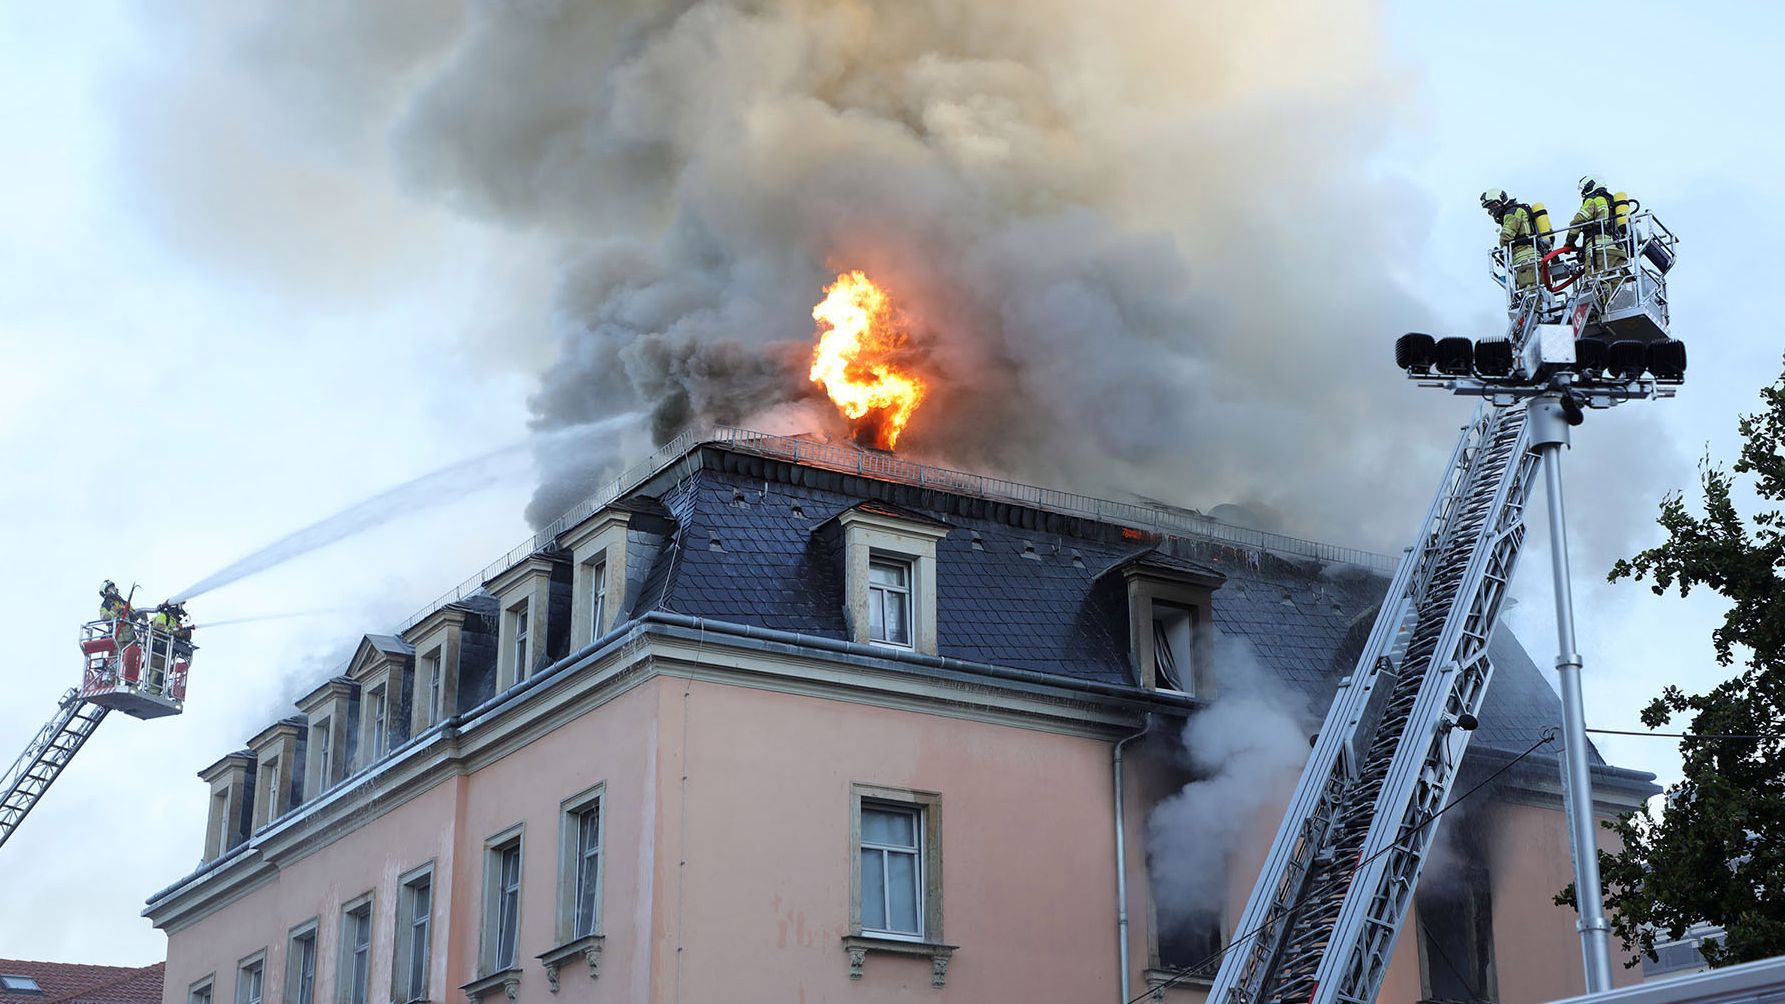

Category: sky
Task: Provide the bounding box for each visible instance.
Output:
[2,0,1782,964]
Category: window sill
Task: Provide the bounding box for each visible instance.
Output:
[459,968,520,1002]
[842,935,957,987]
[536,934,604,992]
[1144,966,1215,994]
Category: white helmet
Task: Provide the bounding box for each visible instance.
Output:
[1578,174,1606,196]
[1480,187,1509,208]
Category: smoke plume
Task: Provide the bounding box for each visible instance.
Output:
[117,0,1445,544]
[1147,636,1312,935]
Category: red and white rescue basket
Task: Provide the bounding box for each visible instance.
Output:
[78,618,190,719]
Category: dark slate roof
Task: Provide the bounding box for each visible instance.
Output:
[362,634,414,657]
[627,459,1603,762]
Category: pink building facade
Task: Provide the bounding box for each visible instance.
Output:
[147,435,1657,1003]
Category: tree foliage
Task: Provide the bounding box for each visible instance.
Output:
[1559,357,1785,967]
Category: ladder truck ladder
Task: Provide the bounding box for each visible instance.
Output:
[0,689,110,851]
[1207,400,1541,1004]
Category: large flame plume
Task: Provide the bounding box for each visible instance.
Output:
[808,270,927,450]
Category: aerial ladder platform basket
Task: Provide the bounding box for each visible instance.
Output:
[0,602,194,851]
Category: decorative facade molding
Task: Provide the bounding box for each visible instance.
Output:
[459,968,520,1003]
[536,934,603,991]
[840,936,957,987]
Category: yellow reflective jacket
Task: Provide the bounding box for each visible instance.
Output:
[1498,205,1538,262]
[1570,192,1614,244]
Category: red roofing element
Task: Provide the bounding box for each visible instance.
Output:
[0,961,164,1004]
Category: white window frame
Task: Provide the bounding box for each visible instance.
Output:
[188,975,215,1004]
[589,560,608,639]
[312,718,332,789]
[393,863,434,1003]
[1150,600,1195,693]
[867,554,915,649]
[234,952,265,1004]
[423,650,442,727]
[285,920,318,1004]
[556,784,606,944]
[337,893,373,1004]
[480,825,526,975]
[849,783,943,944]
[511,602,531,682]
[860,802,924,938]
[368,685,388,760]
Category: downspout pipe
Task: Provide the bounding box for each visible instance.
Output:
[1114,716,1152,1004]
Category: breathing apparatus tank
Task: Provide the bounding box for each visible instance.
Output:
[1529,202,1554,250]
[1612,191,1633,236]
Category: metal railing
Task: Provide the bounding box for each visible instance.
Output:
[393,426,1396,636]
[1489,209,1675,312]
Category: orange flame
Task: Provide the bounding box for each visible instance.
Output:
[808,270,927,449]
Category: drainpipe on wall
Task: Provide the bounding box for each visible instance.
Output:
[1113,716,1151,1004]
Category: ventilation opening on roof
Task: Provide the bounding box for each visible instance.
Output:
[1021,540,1039,560]
[1,976,44,996]
[969,531,984,551]
[790,503,805,519]
[1069,548,1085,569]
[708,532,724,551]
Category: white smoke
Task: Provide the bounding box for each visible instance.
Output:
[112,0,1447,546]
[1147,635,1312,935]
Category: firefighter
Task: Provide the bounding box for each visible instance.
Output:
[1481,188,1545,292]
[99,580,127,620]
[1566,174,1629,275]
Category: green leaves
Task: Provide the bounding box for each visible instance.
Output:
[1586,354,1785,968]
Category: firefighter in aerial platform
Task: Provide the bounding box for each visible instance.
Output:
[1567,174,1632,280]
[147,601,192,694]
[1481,188,1551,296]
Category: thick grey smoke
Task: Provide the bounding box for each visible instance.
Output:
[113,0,1454,545]
[1147,635,1312,935]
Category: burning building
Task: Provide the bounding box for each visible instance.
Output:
[146,431,1655,1003]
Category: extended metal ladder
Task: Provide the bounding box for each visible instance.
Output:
[0,690,110,851]
[1207,400,1541,1004]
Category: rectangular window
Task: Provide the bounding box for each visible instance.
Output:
[256,758,279,826]
[339,898,372,1004]
[590,560,608,637]
[369,686,388,759]
[512,602,530,681]
[188,978,214,1004]
[1151,601,1195,692]
[573,806,601,937]
[482,831,524,974]
[313,719,332,788]
[1417,855,1497,1003]
[235,957,263,1004]
[860,804,923,937]
[394,867,433,1003]
[424,650,442,726]
[286,924,317,1004]
[867,557,913,648]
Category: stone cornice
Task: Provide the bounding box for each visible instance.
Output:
[402,604,473,647]
[557,509,630,554]
[145,618,1182,932]
[295,677,356,715]
[197,751,253,782]
[483,552,568,597]
[246,720,302,755]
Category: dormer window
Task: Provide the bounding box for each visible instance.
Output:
[821,501,950,656]
[1151,601,1195,692]
[868,557,914,648]
[368,687,388,759]
[1106,549,1225,696]
[590,561,608,639]
[424,651,443,726]
[484,554,569,691]
[511,601,531,681]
